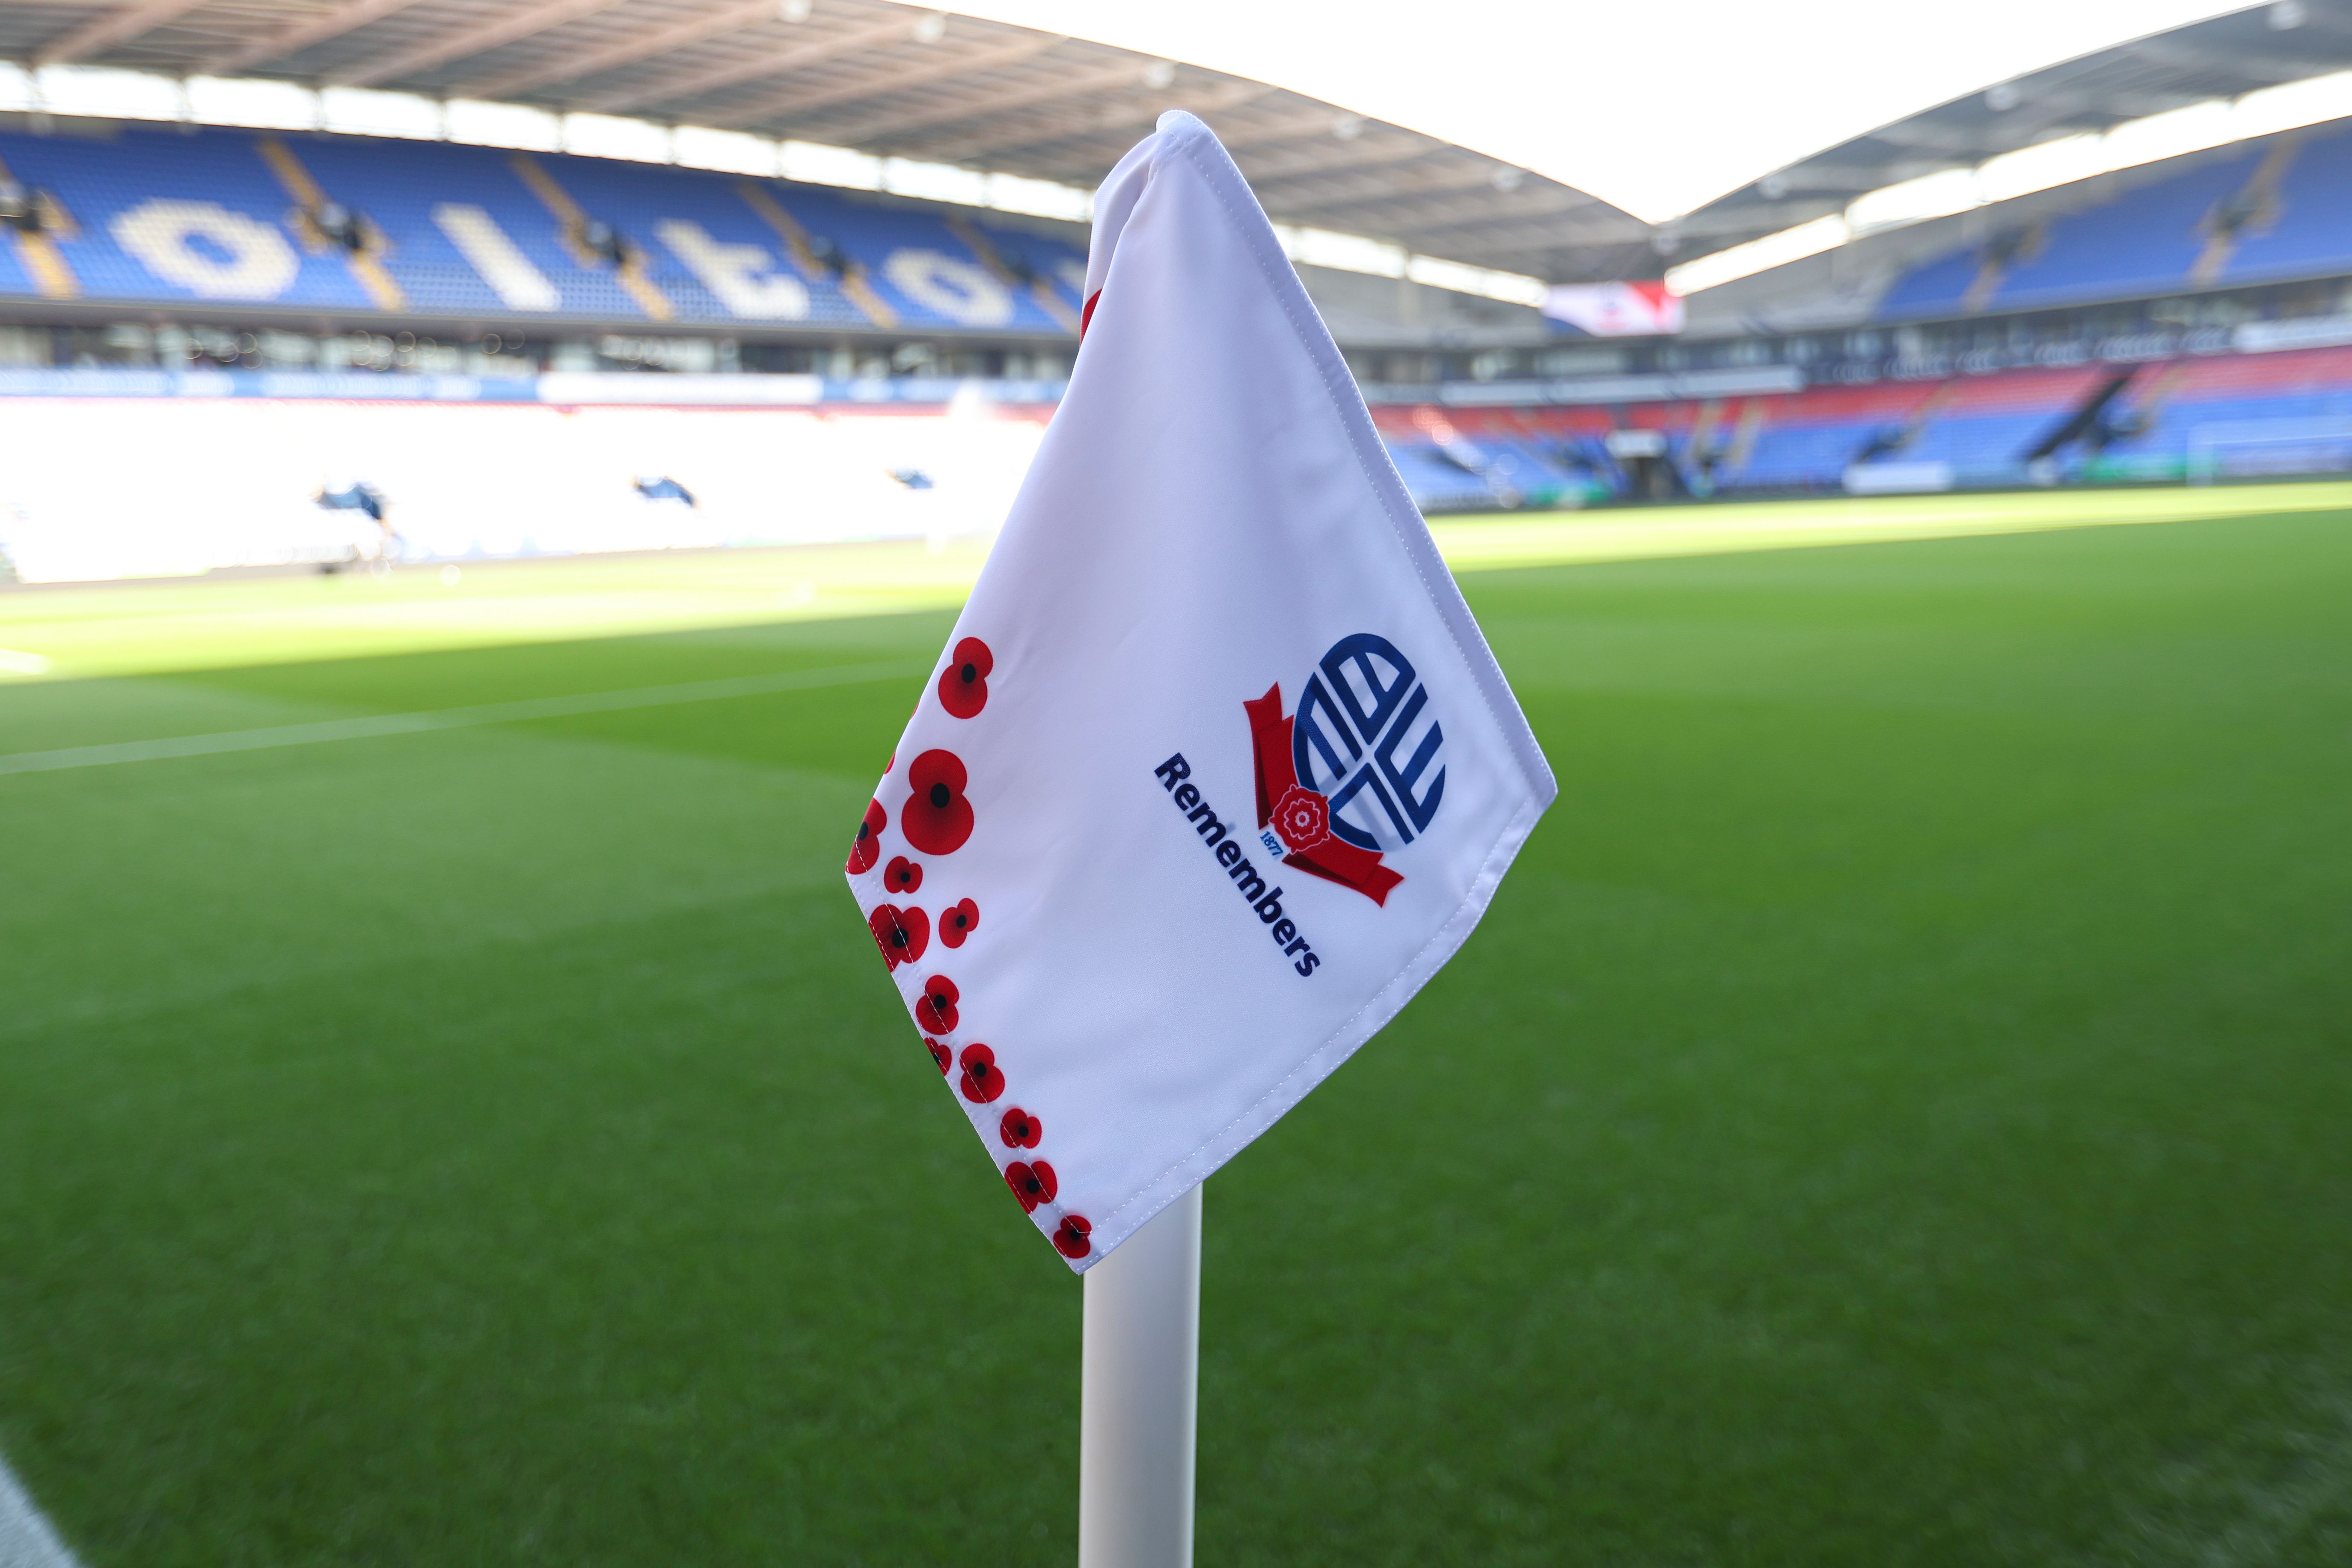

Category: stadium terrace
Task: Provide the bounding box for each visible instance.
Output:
[2,3,2352,541]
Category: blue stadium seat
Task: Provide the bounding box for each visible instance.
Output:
[0,125,1089,332]
[2222,125,2352,285]
[0,224,34,296]
[1,127,375,309]
[1990,152,2261,310]
[1368,359,2352,509]
[1874,127,2352,319]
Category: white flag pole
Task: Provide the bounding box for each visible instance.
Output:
[1078,1183,1203,1568]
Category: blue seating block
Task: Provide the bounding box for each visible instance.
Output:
[2223,126,2352,285]
[2,127,373,309]
[1876,123,2352,319]
[0,125,1089,334]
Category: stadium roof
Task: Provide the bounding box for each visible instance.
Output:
[9,0,2349,291]
[0,0,1657,283]
[1672,0,2352,255]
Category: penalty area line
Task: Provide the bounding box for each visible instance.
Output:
[0,1447,82,1568]
[0,659,927,776]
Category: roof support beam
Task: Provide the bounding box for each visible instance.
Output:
[1375,200,1604,242]
[817,57,1157,146]
[577,13,914,114]
[457,0,799,101]
[1395,202,1626,244]
[900,79,1269,160]
[709,32,1064,129]
[1264,163,1538,214]
[1214,111,1366,154]
[332,0,632,87]
[1444,230,1641,256]
[1668,202,1841,242]
[200,0,425,76]
[992,110,1364,180]
[1237,137,1436,184]
[36,0,209,65]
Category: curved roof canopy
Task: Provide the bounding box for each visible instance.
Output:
[0,0,1656,282]
[1673,0,2352,255]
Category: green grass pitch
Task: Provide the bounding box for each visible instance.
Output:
[2,487,2349,1565]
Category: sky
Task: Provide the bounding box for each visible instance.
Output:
[941,0,2251,223]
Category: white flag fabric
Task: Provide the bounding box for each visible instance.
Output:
[845,112,1555,1271]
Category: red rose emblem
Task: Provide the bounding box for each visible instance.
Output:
[867,903,930,970]
[884,855,923,894]
[1272,785,1332,853]
[926,1037,950,1074]
[1052,1215,1093,1259]
[999,1106,1040,1148]
[901,750,974,855]
[1004,1158,1058,1213]
[914,974,959,1033]
[958,1042,1004,1103]
[939,897,980,948]
[938,636,994,719]
[846,798,886,873]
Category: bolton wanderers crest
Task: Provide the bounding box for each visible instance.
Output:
[1239,632,1444,905]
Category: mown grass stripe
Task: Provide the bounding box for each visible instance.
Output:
[0,659,926,775]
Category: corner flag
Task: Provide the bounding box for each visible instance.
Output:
[846,112,1555,1272]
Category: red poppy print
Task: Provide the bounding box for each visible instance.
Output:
[926,1037,951,1075]
[938,637,994,719]
[1004,1159,1058,1213]
[901,750,974,855]
[999,1106,1040,1148]
[846,798,886,873]
[958,1043,1004,1104]
[884,855,923,895]
[867,903,929,970]
[1272,784,1333,853]
[1052,1214,1093,1259]
[914,974,959,1033]
[940,897,980,948]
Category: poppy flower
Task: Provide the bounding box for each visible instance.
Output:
[1052,1214,1093,1259]
[926,1037,950,1075]
[1004,1159,1058,1213]
[884,855,923,894]
[958,1042,1004,1103]
[846,798,886,873]
[901,750,974,855]
[940,897,980,948]
[937,636,994,719]
[914,974,959,1034]
[999,1106,1040,1148]
[1271,784,1333,853]
[867,903,929,970]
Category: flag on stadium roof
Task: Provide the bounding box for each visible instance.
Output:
[845,111,1556,1271]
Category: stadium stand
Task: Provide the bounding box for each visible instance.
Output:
[5,33,2352,548]
[1877,125,2352,321]
[6,114,2352,522]
[0,125,1084,333]
[2227,128,2352,288]
[1368,344,2352,502]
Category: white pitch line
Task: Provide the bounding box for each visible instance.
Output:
[0,1449,82,1568]
[0,659,926,776]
